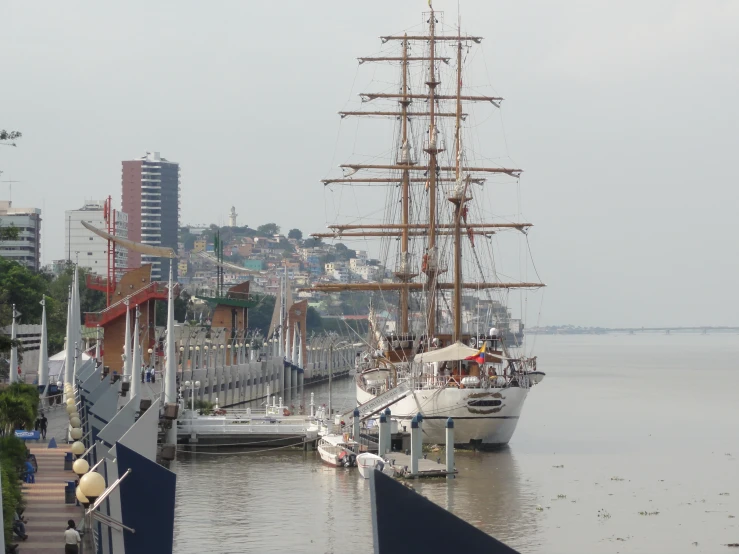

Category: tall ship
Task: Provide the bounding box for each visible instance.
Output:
[306,2,546,449]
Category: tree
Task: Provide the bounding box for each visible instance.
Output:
[302,237,322,249]
[288,228,303,240]
[0,224,19,241]
[0,130,21,142]
[247,295,275,337]
[256,223,280,236]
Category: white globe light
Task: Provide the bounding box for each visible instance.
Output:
[70,428,83,440]
[71,441,85,456]
[72,458,89,476]
[195,381,201,387]
[66,398,75,407]
[66,404,76,415]
[70,417,82,428]
[185,381,191,387]
[79,471,106,499]
[75,486,89,505]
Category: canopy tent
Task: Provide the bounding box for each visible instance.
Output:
[48,349,93,382]
[413,341,508,364]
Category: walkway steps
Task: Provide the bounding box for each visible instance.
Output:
[19,446,82,554]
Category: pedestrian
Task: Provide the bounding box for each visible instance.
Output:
[145,367,151,383]
[39,413,48,440]
[12,512,27,540]
[141,366,145,383]
[64,520,81,553]
[151,369,156,383]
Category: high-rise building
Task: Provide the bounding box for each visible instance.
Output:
[64,200,127,276]
[0,200,42,270]
[121,151,180,281]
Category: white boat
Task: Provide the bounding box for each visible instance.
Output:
[357,453,385,479]
[317,434,357,468]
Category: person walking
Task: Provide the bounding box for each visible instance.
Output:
[64,520,81,553]
[141,366,145,383]
[38,413,48,440]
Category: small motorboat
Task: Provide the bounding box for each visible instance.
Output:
[357,453,385,479]
[528,371,546,384]
[317,434,358,468]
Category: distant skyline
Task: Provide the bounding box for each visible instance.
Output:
[1,0,738,328]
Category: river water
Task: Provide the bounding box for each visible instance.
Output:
[171,334,739,553]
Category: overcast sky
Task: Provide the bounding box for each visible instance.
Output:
[1,0,737,328]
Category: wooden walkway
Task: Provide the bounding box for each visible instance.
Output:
[18,445,82,553]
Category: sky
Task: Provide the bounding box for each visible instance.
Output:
[1,0,738,328]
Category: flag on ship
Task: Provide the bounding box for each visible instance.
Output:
[464,343,486,364]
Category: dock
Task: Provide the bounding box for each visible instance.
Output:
[382,452,457,479]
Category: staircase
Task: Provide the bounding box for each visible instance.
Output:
[343,380,413,421]
[86,273,116,292]
[84,281,173,327]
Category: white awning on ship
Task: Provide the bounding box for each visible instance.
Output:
[413,341,508,363]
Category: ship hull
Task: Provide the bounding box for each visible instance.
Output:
[357,383,529,449]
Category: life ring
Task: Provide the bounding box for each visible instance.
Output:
[283,408,290,417]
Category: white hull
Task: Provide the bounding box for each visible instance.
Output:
[357,384,529,448]
[317,436,357,467]
[357,453,385,479]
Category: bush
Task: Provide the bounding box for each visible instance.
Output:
[0,436,27,544]
[0,384,38,434]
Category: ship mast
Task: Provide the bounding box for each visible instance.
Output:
[305,3,546,336]
[424,3,440,338]
[451,29,465,343]
[397,34,412,335]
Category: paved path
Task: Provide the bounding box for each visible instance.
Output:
[18,445,81,553]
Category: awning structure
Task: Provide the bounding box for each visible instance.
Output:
[413,341,508,363]
[81,221,175,258]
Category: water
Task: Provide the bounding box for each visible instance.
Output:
[172,334,739,553]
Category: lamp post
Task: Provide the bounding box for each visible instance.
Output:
[184,380,201,412]
[79,471,106,554]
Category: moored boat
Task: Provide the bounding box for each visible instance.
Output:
[317,434,358,467]
[357,453,385,479]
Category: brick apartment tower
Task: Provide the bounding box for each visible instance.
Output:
[121,151,180,281]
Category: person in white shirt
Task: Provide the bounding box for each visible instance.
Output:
[64,519,81,554]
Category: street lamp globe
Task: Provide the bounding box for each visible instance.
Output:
[70,428,83,440]
[148,348,153,354]
[66,404,77,415]
[70,417,82,428]
[180,346,184,352]
[71,441,85,457]
[72,458,89,477]
[75,486,90,507]
[66,398,75,407]
[79,472,106,502]
[184,381,191,387]
[195,381,201,387]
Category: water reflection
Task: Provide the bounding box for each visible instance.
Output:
[415,447,540,552]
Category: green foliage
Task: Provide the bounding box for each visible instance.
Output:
[0,224,19,241]
[0,130,22,142]
[1,442,25,543]
[287,228,303,240]
[247,295,276,337]
[256,223,280,236]
[193,399,214,415]
[0,383,39,434]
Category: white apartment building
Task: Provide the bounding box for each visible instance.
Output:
[349,257,366,272]
[65,200,128,277]
[0,201,42,270]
